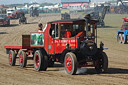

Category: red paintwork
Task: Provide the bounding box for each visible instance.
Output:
[123,17,128,22]
[9,53,12,63]
[43,23,78,54]
[66,56,72,71]
[4,46,31,49]
[62,3,89,8]
[19,53,23,64]
[121,18,128,30]
[35,54,39,68]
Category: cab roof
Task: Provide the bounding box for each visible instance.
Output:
[48,18,98,24]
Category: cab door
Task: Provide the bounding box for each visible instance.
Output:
[48,24,60,54]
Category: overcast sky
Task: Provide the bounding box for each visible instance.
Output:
[0,0,112,5]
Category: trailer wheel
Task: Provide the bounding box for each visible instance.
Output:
[19,50,27,68]
[34,50,48,71]
[118,33,122,43]
[64,52,77,75]
[8,50,16,66]
[122,34,127,44]
[95,52,108,73]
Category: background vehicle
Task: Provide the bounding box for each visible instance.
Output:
[117,17,128,44]
[61,9,70,20]
[0,14,10,26]
[4,15,108,75]
[6,9,20,19]
[30,7,39,17]
[19,12,27,24]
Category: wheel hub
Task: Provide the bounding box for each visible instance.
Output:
[20,54,23,64]
[66,57,72,72]
[35,54,39,68]
[67,62,70,66]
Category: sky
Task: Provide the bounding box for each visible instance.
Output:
[0,0,112,5]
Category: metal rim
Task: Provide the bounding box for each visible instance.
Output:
[9,53,12,63]
[35,54,39,68]
[118,34,121,42]
[19,53,23,64]
[66,56,72,72]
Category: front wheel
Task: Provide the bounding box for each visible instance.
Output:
[34,50,48,71]
[118,33,122,43]
[95,52,108,73]
[64,52,77,75]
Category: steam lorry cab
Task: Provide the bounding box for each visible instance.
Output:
[5,16,108,75]
[117,17,128,44]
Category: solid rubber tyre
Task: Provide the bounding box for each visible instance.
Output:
[121,34,127,44]
[95,52,108,73]
[34,50,48,71]
[64,52,77,75]
[8,50,16,66]
[19,50,27,68]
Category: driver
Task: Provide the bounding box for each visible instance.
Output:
[64,29,71,38]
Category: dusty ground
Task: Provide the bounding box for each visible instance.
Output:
[0,13,128,85]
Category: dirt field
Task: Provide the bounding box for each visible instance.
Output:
[0,13,128,85]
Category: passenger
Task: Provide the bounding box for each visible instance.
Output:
[38,23,43,32]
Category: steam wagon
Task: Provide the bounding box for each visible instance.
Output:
[0,14,10,26]
[117,17,128,44]
[5,15,108,75]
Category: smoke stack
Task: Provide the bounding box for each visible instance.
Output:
[84,14,91,39]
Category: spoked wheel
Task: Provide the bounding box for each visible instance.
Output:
[8,50,16,66]
[19,50,27,68]
[121,34,127,44]
[34,50,48,71]
[118,33,122,43]
[95,52,108,73]
[64,52,77,75]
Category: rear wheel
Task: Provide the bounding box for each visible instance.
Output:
[118,33,122,43]
[19,50,27,68]
[95,52,108,73]
[122,34,127,44]
[64,52,77,75]
[8,50,16,66]
[34,50,48,71]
